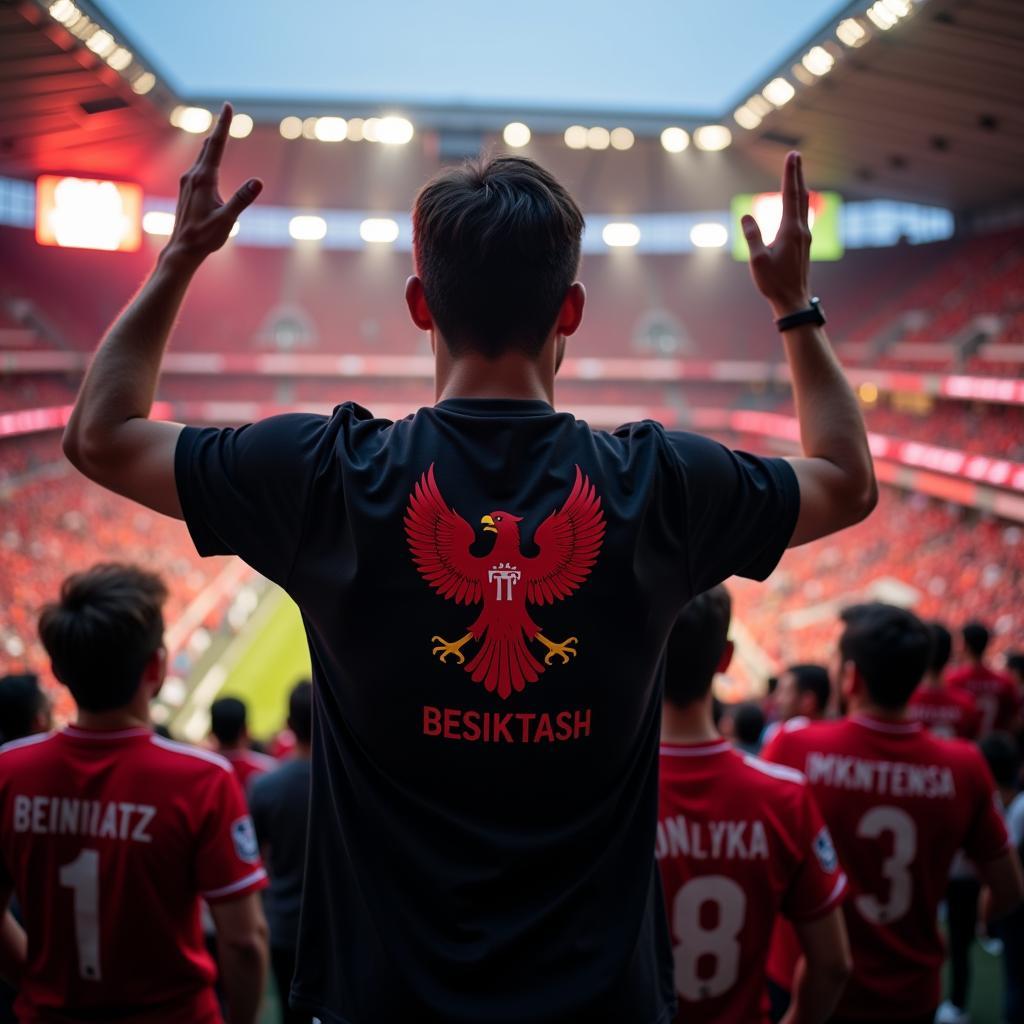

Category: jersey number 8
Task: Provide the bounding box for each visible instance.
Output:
[671,875,746,1001]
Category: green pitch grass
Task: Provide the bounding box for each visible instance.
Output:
[216,588,311,741]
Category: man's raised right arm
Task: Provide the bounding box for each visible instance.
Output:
[742,153,878,547]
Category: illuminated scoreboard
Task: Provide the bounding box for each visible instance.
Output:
[35,175,143,252]
[731,190,843,261]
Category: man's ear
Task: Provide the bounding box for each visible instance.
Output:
[717,639,735,675]
[555,282,585,338]
[839,660,859,704]
[405,275,434,332]
[143,647,166,702]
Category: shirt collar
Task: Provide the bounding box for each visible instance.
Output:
[659,738,733,757]
[850,713,922,735]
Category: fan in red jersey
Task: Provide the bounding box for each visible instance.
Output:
[209,697,277,795]
[907,622,980,739]
[946,621,1020,736]
[0,565,268,1024]
[658,585,851,1024]
[764,603,1024,1024]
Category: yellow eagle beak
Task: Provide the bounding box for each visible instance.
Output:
[481,514,497,534]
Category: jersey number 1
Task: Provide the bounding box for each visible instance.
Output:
[59,849,102,981]
[672,875,746,1001]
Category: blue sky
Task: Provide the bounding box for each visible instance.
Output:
[96,0,846,115]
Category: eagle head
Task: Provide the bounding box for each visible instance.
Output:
[480,511,522,536]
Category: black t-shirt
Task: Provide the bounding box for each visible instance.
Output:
[249,756,312,950]
[175,399,799,1024]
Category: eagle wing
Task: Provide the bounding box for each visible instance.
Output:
[404,464,483,606]
[526,466,606,606]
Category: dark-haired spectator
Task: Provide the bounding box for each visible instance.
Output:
[659,587,850,1024]
[209,697,276,796]
[0,675,50,746]
[948,621,1019,736]
[732,702,766,756]
[763,664,830,745]
[908,622,980,739]
[0,564,268,1023]
[250,682,313,1024]
[764,603,1023,1024]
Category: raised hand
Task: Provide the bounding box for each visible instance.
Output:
[163,102,263,271]
[741,151,811,319]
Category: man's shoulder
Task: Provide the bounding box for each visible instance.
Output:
[148,735,234,778]
[0,731,59,775]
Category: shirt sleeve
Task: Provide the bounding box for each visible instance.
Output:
[174,413,330,586]
[661,431,800,593]
[962,746,1012,865]
[781,787,848,922]
[194,767,268,904]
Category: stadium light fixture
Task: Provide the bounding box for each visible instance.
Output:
[690,223,729,248]
[85,28,116,58]
[733,105,762,130]
[503,122,531,147]
[347,117,365,141]
[360,218,400,244]
[602,222,641,247]
[610,127,635,151]
[131,71,156,95]
[802,45,836,76]
[866,2,898,29]
[106,46,132,71]
[792,63,817,87]
[836,18,869,46]
[36,175,142,252]
[762,78,796,107]
[314,117,347,142]
[693,125,732,151]
[279,116,302,139]
[301,117,319,140]
[564,125,588,150]
[747,95,774,117]
[142,211,175,236]
[229,113,254,139]
[660,127,690,153]
[857,381,879,404]
[289,215,327,241]
[587,126,611,151]
[48,0,79,24]
[173,107,213,134]
[881,0,912,16]
[376,116,414,144]
[362,118,381,142]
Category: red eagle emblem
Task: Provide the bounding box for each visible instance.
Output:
[404,464,606,700]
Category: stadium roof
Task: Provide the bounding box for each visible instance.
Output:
[1,0,1022,212]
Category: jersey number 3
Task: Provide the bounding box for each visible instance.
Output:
[672,875,746,1001]
[854,806,917,925]
[59,849,102,981]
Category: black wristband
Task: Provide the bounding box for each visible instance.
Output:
[776,297,826,332]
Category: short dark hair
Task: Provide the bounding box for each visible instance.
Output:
[927,622,952,674]
[733,702,765,746]
[288,680,313,745]
[839,603,931,710]
[210,697,247,745]
[963,621,990,658]
[980,732,1020,790]
[0,674,46,743]
[786,664,831,714]
[413,155,583,359]
[38,564,166,713]
[663,586,732,707]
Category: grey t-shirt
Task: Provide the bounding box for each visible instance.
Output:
[249,756,311,950]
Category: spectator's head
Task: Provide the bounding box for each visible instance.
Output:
[773,664,831,722]
[38,564,167,714]
[1007,652,1024,688]
[926,622,953,678]
[288,680,313,747]
[732,703,765,752]
[0,673,51,743]
[409,155,585,362]
[962,621,990,661]
[663,586,733,709]
[209,697,247,748]
[837,603,931,712]
[979,732,1020,798]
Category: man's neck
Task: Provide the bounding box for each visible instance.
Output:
[848,699,907,722]
[216,740,247,753]
[660,698,719,744]
[922,670,944,690]
[75,709,150,731]
[435,348,556,405]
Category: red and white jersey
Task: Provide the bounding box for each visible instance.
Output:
[0,726,268,1023]
[763,714,1009,1019]
[657,739,846,1024]
[946,663,1019,736]
[222,747,278,796]
[908,685,980,739]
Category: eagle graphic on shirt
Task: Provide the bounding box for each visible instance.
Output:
[404,464,605,700]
